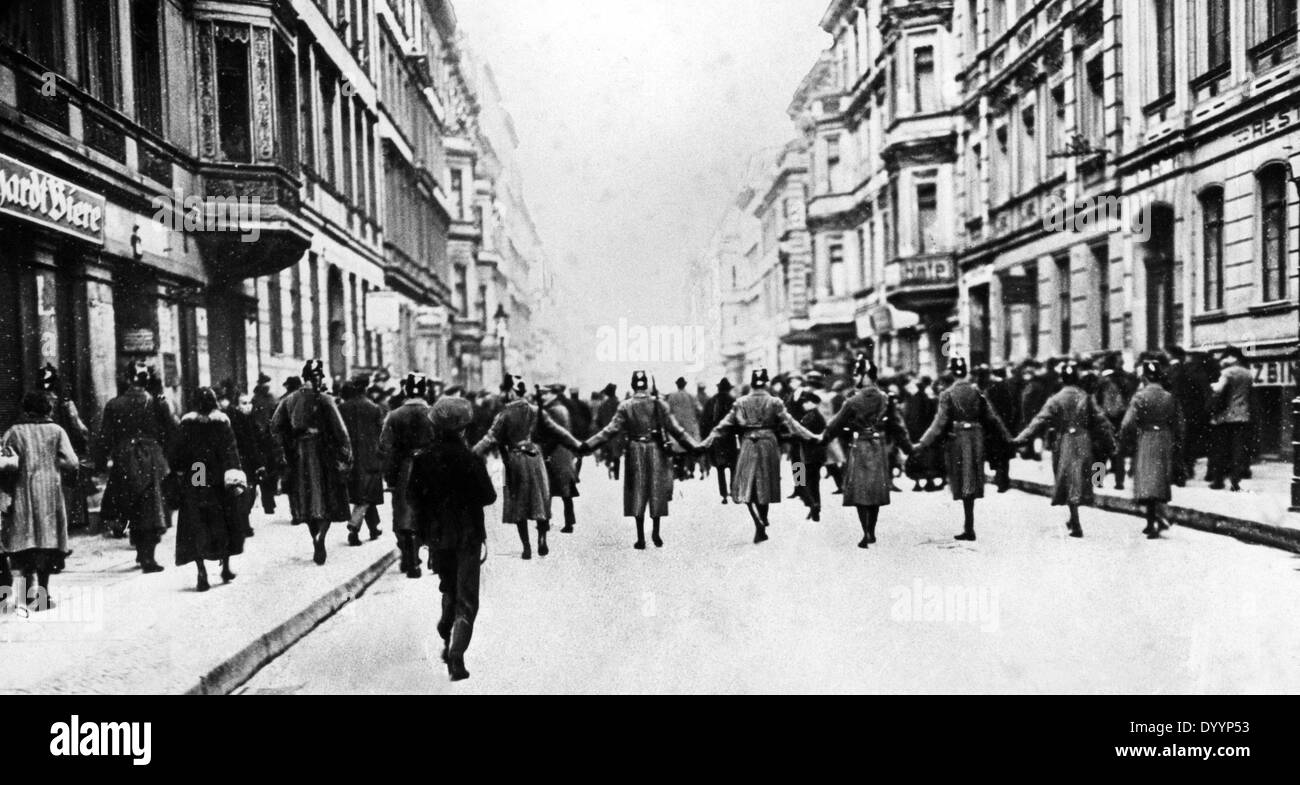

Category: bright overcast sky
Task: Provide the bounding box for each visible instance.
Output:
[457,0,830,335]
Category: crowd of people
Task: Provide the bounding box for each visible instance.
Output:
[0,340,1265,681]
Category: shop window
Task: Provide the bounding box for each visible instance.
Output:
[131,0,163,136]
[79,0,120,107]
[1259,164,1290,303]
[1200,187,1225,311]
[215,29,252,162]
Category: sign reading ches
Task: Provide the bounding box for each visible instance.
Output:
[0,153,105,244]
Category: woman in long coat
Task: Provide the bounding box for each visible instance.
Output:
[583,371,701,550]
[271,360,353,566]
[0,392,79,611]
[1119,360,1185,539]
[380,373,435,578]
[98,363,173,573]
[700,369,817,545]
[540,386,582,534]
[170,389,245,592]
[473,375,582,560]
[916,358,1014,542]
[701,379,739,505]
[1013,360,1116,538]
[824,358,913,549]
[40,366,91,543]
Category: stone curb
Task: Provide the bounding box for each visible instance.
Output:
[184,549,399,695]
[1002,477,1300,554]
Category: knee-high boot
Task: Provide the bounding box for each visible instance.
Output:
[447,618,473,681]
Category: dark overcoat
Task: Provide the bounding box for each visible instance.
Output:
[271,388,353,524]
[701,392,739,469]
[170,411,245,565]
[1015,385,1116,506]
[540,401,581,499]
[409,435,497,551]
[1119,384,1184,504]
[584,392,700,518]
[473,399,580,523]
[824,386,911,507]
[98,386,173,545]
[339,396,386,506]
[379,399,436,534]
[918,380,1013,500]
[701,390,814,504]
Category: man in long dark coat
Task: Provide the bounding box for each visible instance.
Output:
[473,376,582,560]
[982,365,1018,492]
[594,383,624,479]
[1013,360,1116,539]
[1165,346,1210,483]
[582,371,701,550]
[792,390,828,521]
[97,362,173,572]
[916,358,1014,542]
[249,374,283,514]
[700,378,738,505]
[699,369,818,545]
[218,383,263,538]
[271,360,352,565]
[339,380,385,546]
[1120,360,1185,539]
[380,373,436,578]
[540,385,582,534]
[666,377,702,480]
[562,389,592,481]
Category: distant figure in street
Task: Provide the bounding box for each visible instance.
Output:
[916,357,1014,542]
[594,383,624,479]
[666,376,703,480]
[0,391,79,612]
[380,373,436,578]
[249,374,282,514]
[1094,352,1131,491]
[1207,346,1253,491]
[272,360,353,566]
[540,384,582,534]
[982,365,1018,493]
[824,357,912,548]
[563,389,593,481]
[473,375,581,560]
[700,369,818,545]
[793,390,828,522]
[171,388,245,592]
[1120,360,1185,539]
[582,371,701,550]
[409,396,497,682]
[1017,361,1051,461]
[1013,360,1116,539]
[700,378,738,505]
[339,380,386,546]
[902,375,942,492]
[41,365,91,541]
[1165,346,1211,483]
[98,362,173,573]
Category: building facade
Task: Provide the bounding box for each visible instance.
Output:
[0,0,549,437]
[956,0,1298,459]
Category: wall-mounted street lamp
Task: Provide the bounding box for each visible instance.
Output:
[493,303,510,376]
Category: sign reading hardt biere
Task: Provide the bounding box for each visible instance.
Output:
[0,152,105,244]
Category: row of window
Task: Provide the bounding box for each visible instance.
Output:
[1200,164,1292,311]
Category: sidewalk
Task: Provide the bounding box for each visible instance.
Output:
[0,499,397,694]
[1004,457,1300,552]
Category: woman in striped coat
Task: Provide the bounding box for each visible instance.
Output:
[1119,360,1185,539]
[0,392,79,612]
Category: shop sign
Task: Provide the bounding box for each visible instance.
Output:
[1252,360,1295,388]
[0,152,105,244]
[1233,102,1300,146]
[367,290,402,333]
[120,328,157,355]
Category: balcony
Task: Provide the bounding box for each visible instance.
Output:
[884,253,958,313]
[383,243,449,306]
[192,162,312,282]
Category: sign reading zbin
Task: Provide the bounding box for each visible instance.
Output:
[0,152,106,244]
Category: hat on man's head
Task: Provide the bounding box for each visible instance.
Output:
[256,373,273,387]
[1221,345,1245,363]
[126,361,150,387]
[947,356,969,379]
[602,383,618,397]
[751,368,770,389]
[431,396,474,433]
[853,355,878,386]
[631,371,650,392]
[675,377,688,389]
[1140,359,1166,384]
[302,359,325,381]
[500,374,527,396]
[1060,360,1082,386]
[284,376,302,391]
[545,383,567,396]
[716,377,734,393]
[401,372,428,399]
[798,390,822,407]
[804,370,825,387]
